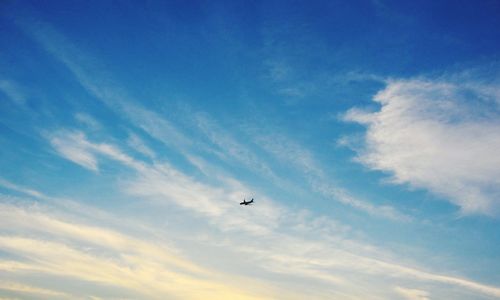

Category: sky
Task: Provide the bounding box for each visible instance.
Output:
[1,1,500,299]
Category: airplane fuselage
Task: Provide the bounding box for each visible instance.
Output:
[240,198,254,205]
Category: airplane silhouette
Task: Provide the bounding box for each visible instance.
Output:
[240,198,254,205]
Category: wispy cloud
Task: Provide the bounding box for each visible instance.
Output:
[20,20,192,154]
[49,130,99,171]
[22,19,291,192]
[127,133,155,159]
[48,129,144,172]
[394,287,430,300]
[0,281,70,299]
[249,130,411,221]
[0,199,288,300]
[192,113,281,181]
[315,183,411,221]
[74,112,101,130]
[343,74,500,215]
[11,17,500,299]
[0,80,26,106]
[46,129,281,235]
[42,129,500,299]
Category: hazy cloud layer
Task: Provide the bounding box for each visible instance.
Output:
[38,129,500,299]
[0,198,282,300]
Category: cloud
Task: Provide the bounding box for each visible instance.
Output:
[0,200,286,300]
[343,75,500,215]
[14,18,500,298]
[46,129,282,235]
[0,80,26,105]
[39,130,500,298]
[23,19,291,191]
[192,113,279,181]
[315,183,411,221]
[250,130,411,221]
[20,20,192,154]
[49,130,99,171]
[74,113,101,130]
[0,178,47,199]
[250,132,324,177]
[127,133,155,159]
[49,130,145,172]
[394,287,430,300]
[0,281,70,299]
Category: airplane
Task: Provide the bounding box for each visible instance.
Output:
[240,198,254,205]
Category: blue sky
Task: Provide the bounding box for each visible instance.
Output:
[1,1,500,299]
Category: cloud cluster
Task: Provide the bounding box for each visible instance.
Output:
[344,77,500,215]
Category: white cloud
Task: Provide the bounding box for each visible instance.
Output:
[343,76,500,215]
[49,130,99,171]
[49,129,146,172]
[394,287,430,300]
